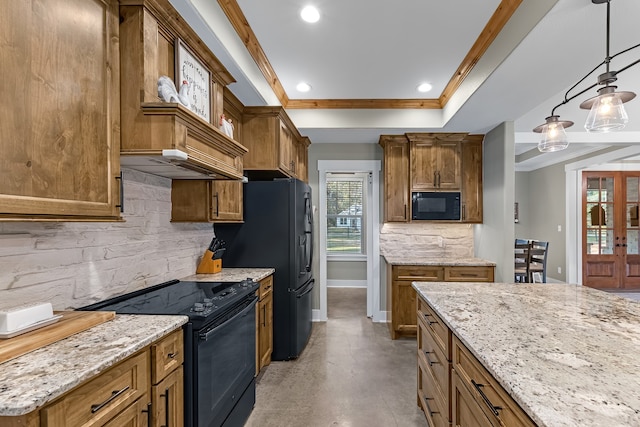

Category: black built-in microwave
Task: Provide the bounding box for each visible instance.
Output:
[412,192,461,220]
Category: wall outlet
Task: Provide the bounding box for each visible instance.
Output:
[557,266,562,274]
[557,225,562,232]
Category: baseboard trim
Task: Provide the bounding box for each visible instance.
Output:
[312,309,326,322]
[326,279,368,288]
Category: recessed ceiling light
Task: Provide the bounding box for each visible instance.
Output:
[300,6,320,23]
[417,83,433,93]
[296,82,312,92]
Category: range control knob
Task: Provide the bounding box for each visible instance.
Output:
[193,303,204,312]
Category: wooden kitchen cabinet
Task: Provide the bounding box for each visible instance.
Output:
[386,263,494,340]
[0,0,122,221]
[417,294,535,427]
[119,0,247,181]
[461,135,484,223]
[256,275,274,375]
[171,180,243,223]
[11,329,184,427]
[380,132,484,223]
[40,350,150,427]
[417,297,452,427]
[379,135,410,222]
[407,133,463,191]
[242,107,309,182]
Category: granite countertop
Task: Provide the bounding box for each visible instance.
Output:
[0,314,187,417]
[382,254,496,266]
[412,281,640,427]
[180,267,275,283]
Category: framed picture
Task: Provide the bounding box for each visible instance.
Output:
[175,39,211,123]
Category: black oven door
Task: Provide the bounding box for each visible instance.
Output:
[193,295,257,427]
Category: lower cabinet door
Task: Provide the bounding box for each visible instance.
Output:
[417,353,448,427]
[152,366,184,427]
[103,398,151,427]
[452,371,493,427]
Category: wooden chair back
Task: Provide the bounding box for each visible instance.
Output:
[514,240,531,282]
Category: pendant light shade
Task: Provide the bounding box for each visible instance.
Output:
[530,0,640,152]
[581,87,634,132]
[533,116,573,152]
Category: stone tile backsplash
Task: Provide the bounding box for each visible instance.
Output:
[0,169,212,310]
[380,222,474,258]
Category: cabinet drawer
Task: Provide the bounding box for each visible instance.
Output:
[151,329,184,384]
[41,350,149,427]
[417,298,450,358]
[452,370,493,427]
[444,266,494,282]
[417,353,449,427]
[394,265,444,281]
[418,317,450,404]
[453,337,535,427]
[259,275,273,300]
[102,397,150,427]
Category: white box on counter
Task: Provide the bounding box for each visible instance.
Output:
[0,302,54,333]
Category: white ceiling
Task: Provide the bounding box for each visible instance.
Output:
[169,0,640,171]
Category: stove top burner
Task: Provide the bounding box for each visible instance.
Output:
[83,278,259,327]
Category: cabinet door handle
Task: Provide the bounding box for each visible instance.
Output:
[424,397,439,416]
[437,171,441,187]
[471,379,502,417]
[168,351,178,359]
[262,304,266,327]
[213,192,219,217]
[433,171,437,187]
[462,204,466,220]
[91,385,130,413]
[160,388,170,427]
[142,402,152,427]
[115,171,124,213]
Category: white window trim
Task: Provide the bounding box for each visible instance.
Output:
[326,173,367,256]
[317,160,381,322]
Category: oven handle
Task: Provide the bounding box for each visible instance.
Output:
[199,296,258,342]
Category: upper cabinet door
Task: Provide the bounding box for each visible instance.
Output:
[380,136,409,222]
[0,0,121,220]
[409,135,461,191]
[461,137,483,223]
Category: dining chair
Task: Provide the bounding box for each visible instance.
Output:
[529,241,549,283]
[514,240,531,283]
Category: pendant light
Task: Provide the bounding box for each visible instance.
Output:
[532,0,640,152]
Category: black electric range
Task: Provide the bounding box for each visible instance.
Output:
[82,278,260,427]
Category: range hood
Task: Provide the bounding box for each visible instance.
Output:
[121,149,222,180]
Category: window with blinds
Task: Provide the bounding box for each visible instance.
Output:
[326,174,366,254]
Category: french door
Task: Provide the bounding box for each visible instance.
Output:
[582,171,640,289]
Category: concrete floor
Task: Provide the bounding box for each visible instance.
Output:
[245,287,428,427]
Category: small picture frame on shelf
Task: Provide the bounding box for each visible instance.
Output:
[175,39,211,123]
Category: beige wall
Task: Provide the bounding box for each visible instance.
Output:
[0,169,211,311]
[474,122,514,282]
[515,164,567,281]
[327,261,367,282]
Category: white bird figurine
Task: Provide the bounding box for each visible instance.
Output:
[157,76,191,109]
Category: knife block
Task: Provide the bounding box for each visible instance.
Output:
[196,250,222,274]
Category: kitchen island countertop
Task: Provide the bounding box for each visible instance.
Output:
[413,281,640,427]
[382,255,496,266]
[0,314,187,416]
[181,267,275,283]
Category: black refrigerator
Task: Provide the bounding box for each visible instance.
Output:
[216,178,314,360]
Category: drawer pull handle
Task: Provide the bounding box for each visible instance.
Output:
[168,352,178,359]
[91,386,130,413]
[471,380,503,417]
[424,397,439,416]
[423,313,438,325]
[424,350,439,366]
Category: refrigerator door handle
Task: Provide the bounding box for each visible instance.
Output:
[304,193,313,272]
[296,279,315,298]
